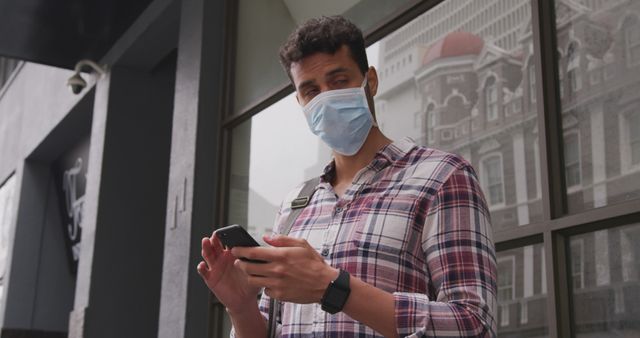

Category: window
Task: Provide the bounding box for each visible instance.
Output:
[485,76,499,121]
[497,256,515,327]
[564,131,581,189]
[589,68,601,85]
[570,239,585,290]
[567,42,582,93]
[510,99,521,115]
[630,111,640,167]
[564,132,581,188]
[624,16,640,67]
[498,257,515,302]
[482,154,505,206]
[441,129,453,141]
[427,104,436,128]
[529,63,537,104]
[604,52,616,81]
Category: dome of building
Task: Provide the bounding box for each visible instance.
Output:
[422,31,484,65]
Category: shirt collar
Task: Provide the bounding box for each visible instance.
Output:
[319,137,417,184]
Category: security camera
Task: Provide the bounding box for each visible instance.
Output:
[67,73,87,94]
[66,59,107,95]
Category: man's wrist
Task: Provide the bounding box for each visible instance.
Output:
[317,266,340,302]
[225,299,260,318]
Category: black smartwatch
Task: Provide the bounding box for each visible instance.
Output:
[321,269,351,314]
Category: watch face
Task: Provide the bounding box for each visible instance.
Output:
[325,287,350,308]
[321,269,351,314]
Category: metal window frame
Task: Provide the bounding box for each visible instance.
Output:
[212,1,640,338]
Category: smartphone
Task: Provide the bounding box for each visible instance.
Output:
[214,224,265,263]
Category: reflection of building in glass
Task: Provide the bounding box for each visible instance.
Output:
[570,224,640,338]
[497,245,548,337]
[376,0,640,337]
[378,24,542,232]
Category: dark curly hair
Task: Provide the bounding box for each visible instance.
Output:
[279,16,369,80]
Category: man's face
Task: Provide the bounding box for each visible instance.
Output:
[290,45,378,107]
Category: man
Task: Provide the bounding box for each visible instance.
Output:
[198,16,497,338]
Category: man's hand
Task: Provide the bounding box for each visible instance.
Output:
[232,235,339,304]
[196,234,261,314]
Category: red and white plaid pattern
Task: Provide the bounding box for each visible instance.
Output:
[234,138,497,337]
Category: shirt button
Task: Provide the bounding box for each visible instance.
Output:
[321,248,329,257]
[335,207,343,213]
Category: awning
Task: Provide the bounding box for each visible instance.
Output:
[0,0,153,69]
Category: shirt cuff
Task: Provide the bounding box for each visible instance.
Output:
[394,292,430,338]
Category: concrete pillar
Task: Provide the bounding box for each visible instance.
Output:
[157,0,227,337]
[68,64,175,338]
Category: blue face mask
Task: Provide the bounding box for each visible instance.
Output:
[302,76,375,156]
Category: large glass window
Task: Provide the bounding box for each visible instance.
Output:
[233,0,418,115]
[227,94,331,241]
[557,0,640,213]
[221,1,640,337]
[570,223,640,338]
[230,0,541,237]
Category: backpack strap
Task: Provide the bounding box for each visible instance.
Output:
[280,176,322,236]
[267,176,321,338]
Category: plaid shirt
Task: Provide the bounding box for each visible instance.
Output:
[234,138,497,337]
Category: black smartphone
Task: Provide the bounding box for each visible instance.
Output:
[214,224,261,248]
[214,224,265,263]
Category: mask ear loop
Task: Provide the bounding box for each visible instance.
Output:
[361,72,379,127]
